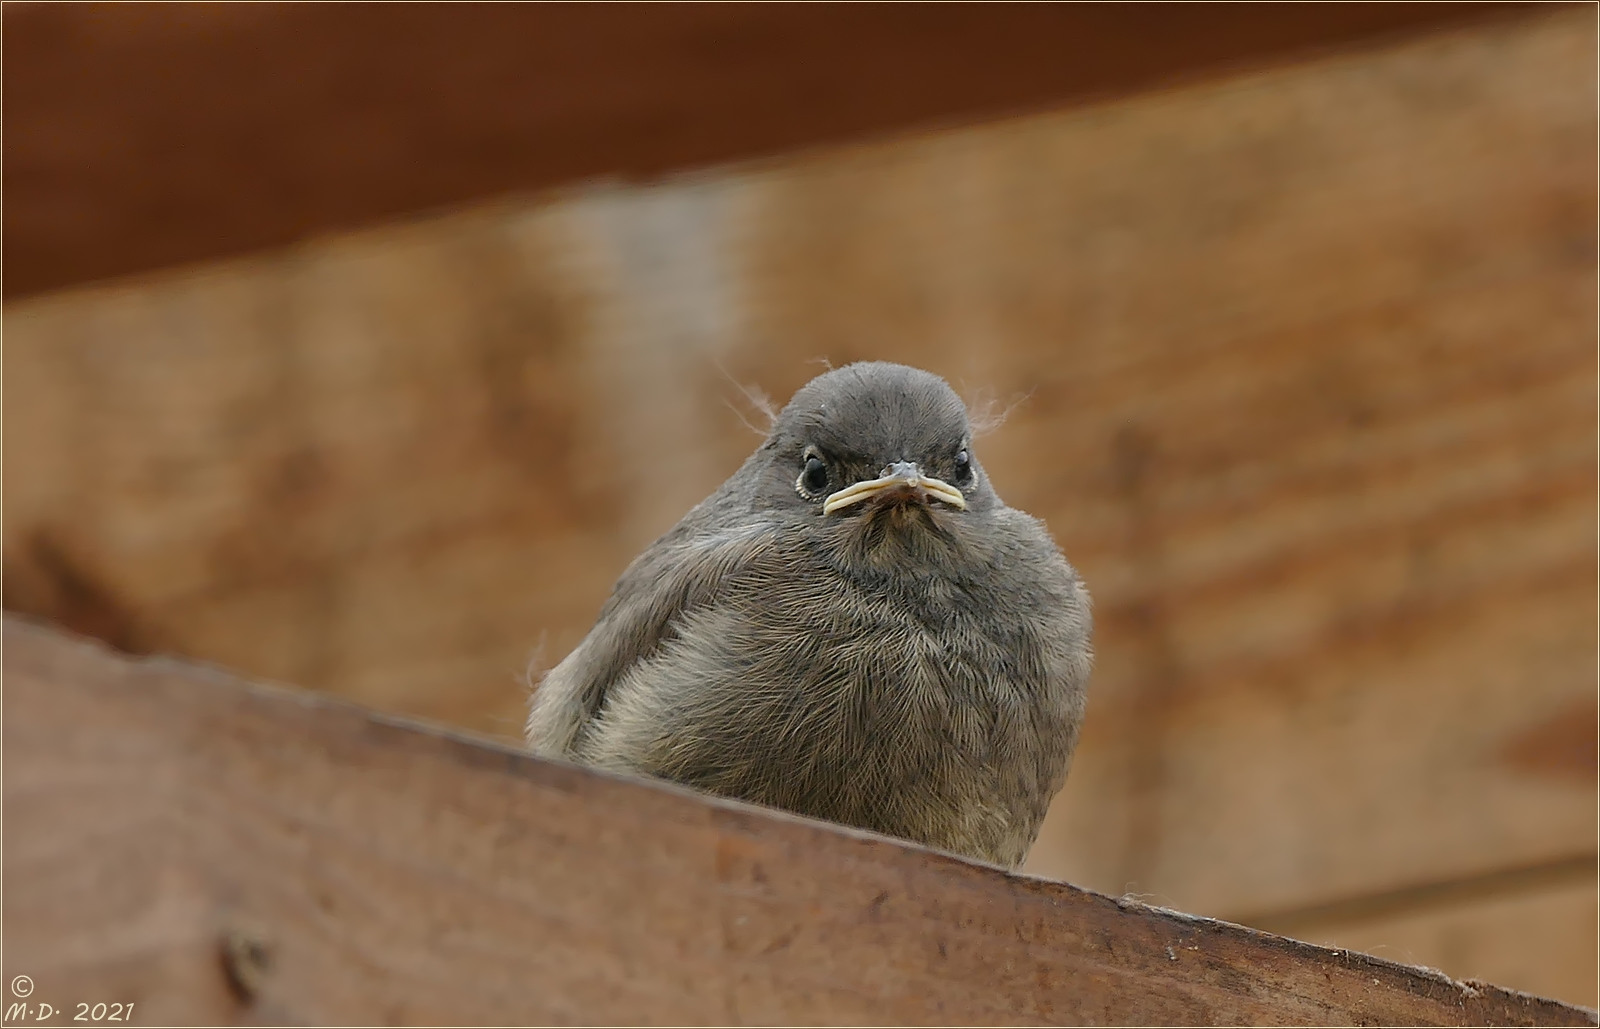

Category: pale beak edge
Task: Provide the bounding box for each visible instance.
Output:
[823,470,967,515]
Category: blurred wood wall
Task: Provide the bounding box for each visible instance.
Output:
[6,5,1595,1007]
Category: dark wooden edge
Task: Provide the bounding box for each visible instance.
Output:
[5,614,1596,1025]
[3,2,1562,299]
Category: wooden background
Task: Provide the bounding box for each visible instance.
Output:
[4,2,1531,299]
[6,3,1595,1008]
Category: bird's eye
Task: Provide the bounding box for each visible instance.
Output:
[953,449,974,485]
[799,455,830,497]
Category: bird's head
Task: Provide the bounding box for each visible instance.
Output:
[749,363,1000,556]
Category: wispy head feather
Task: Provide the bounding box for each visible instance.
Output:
[714,360,779,437]
[962,384,1033,437]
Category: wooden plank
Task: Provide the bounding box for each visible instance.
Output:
[2,2,1548,298]
[3,3,1593,982]
[1282,876,1598,1009]
[4,615,1593,1026]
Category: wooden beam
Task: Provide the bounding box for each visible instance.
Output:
[4,616,1594,1025]
[2,2,1547,299]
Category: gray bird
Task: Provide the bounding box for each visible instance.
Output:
[526,362,1091,869]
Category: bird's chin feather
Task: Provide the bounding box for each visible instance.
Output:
[839,500,964,570]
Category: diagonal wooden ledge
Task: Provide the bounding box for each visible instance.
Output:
[4,615,1594,1026]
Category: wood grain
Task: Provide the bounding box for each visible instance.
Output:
[4,4,1594,1003]
[5,616,1593,1026]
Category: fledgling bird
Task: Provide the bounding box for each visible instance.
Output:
[526,362,1091,869]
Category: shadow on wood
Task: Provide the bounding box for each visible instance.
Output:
[5,616,1593,1025]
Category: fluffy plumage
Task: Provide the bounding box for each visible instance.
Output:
[527,362,1091,868]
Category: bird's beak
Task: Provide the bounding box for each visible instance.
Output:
[823,460,967,515]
